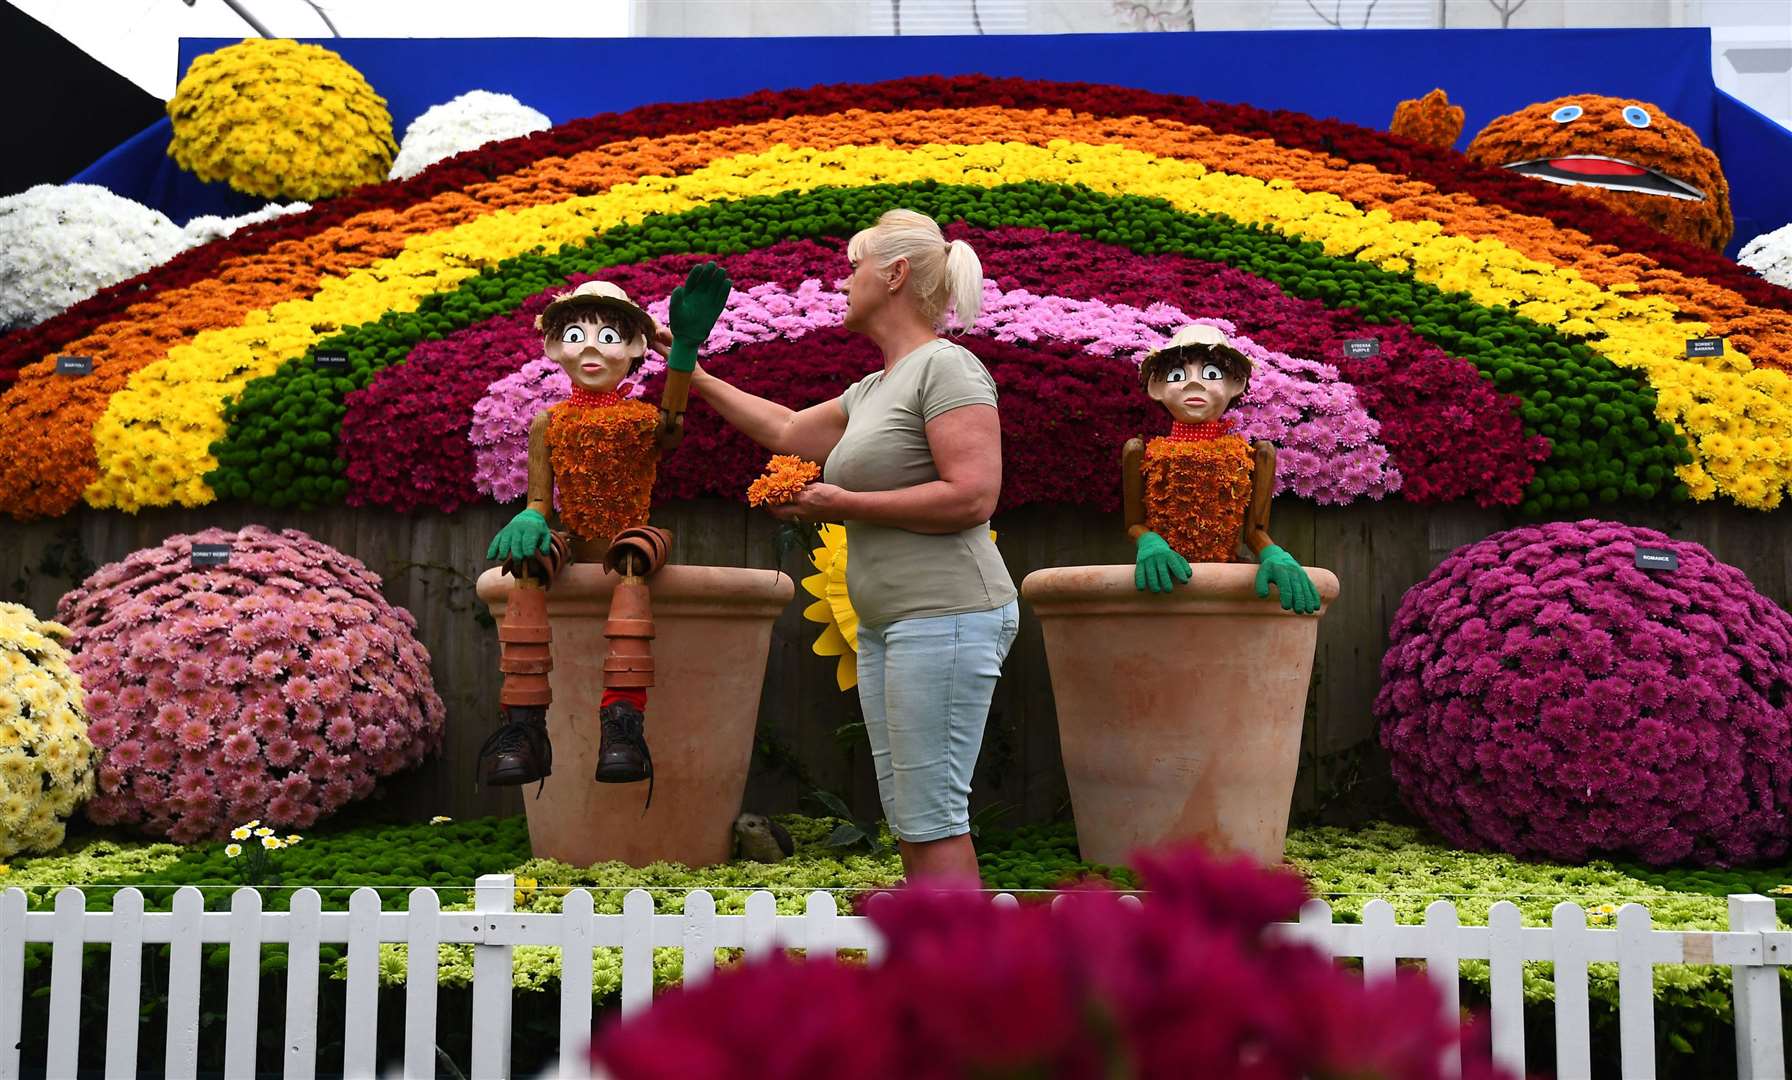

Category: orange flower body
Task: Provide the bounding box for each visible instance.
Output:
[544,399,660,543]
[1467,94,1732,251]
[1142,435,1254,564]
[747,455,821,507]
[1390,89,1464,150]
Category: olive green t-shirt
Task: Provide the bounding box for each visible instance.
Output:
[824,339,1016,629]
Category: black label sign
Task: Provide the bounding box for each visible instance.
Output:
[1685,337,1724,358]
[1634,547,1678,572]
[56,355,93,376]
[1342,339,1381,359]
[315,350,349,368]
[191,543,232,567]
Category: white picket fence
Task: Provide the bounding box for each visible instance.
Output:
[1,875,1788,1080]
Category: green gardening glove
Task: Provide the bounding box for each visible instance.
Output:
[665,262,732,373]
[488,508,551,564]
[1134,531,1192,595]
[1255,544,1321,614]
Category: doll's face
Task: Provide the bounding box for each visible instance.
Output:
[544,315,646,394]
[1147,354,1247,424]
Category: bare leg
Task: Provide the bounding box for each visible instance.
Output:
[898,834,981,886]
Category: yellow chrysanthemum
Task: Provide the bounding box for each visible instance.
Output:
[801,525,859,692]
[166,39,396,200]
[230,826,251,841]
[224,843,243,859]
[0,602,94,859]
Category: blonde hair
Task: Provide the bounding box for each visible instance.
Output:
[847,209,983,329]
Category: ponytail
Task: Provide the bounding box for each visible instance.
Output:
[848,209,985,330]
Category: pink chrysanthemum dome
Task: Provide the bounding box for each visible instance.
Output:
[1378,520,1792,867]
[56,526,445,843]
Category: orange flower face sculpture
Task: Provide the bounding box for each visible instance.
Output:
[1466,94,1732,251]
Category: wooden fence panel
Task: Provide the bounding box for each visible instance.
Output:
[3,499,1788,824]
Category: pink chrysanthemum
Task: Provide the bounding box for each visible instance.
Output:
[58,526,445,843]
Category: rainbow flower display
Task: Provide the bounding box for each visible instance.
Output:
[2,76,1790,522]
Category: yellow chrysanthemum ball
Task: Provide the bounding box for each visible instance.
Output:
[0,602,97,858]
[166,39,397,200]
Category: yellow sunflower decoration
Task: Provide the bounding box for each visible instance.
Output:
[167,39,397,200]
[801,525,858,691]
[800,526,998,693]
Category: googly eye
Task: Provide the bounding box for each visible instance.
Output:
[1164,367,1188,384]
[1551,105,1583,123]
[597,326,623,345]
[561,326,586,344]
[1200,363,1225,382]
[1622,106,1651,128]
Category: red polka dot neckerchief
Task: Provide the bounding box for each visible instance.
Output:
[567,387,625,409]
[1166,418,1235,443]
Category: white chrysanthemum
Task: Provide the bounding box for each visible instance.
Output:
[180,201,312,247]
[389,90,550,180]
[1738,224,1792,289]
[0,183,188,330]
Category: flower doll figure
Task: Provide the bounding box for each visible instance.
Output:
[478,264,732,804]
[1123,324,1321,614]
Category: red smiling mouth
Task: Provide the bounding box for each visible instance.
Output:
[1502,156,1705,201]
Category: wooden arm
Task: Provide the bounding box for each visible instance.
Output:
[1242,440,1276,558]
[526,410,553,520]
[657,367,692,451]
[1122,437,1147,540]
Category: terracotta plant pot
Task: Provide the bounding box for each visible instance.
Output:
[1021,563,1339,867]
[477,563,792,867]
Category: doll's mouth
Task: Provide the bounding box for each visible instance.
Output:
[580,361,608,374]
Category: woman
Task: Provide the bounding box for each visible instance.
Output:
[691,209,1017,882]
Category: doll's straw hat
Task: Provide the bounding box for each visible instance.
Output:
[535,280,654,334]
[1145,323,1254,369]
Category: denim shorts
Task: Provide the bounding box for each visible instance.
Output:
[855,600,1021,843]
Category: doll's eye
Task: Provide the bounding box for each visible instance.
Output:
[561,326,586,344]
[1200,363,1225,382]
[1622,106,1651,128]
[1551,105,1583,123]
[1164,368,1188,384]
[597,327,623,345]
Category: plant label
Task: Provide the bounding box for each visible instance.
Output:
[191,543,232,567]
[1634,547,1678,572]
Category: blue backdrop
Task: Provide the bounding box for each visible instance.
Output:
[73,28,1792,254]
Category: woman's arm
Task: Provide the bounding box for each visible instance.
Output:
[691,364,847,461]
[774,404,1001,534]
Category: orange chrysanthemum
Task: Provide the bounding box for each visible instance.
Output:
[1142,435,1255,564]
[1390,89,1465,150]
[746,455,821,507]
[544,399,660,543]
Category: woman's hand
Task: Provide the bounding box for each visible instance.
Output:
[766,482,852,524]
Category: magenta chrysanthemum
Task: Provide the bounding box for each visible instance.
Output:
[1377,520,1792,867]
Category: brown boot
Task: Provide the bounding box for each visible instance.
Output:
[595,701,653,807]
[477,706,553,788]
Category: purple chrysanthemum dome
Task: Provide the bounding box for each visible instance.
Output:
[1377,519,1792,866]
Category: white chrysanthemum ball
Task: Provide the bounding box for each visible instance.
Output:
[1738,224,1792,290]
[389,90,551,180]
[0,184,188,330]
[180,201,312,247]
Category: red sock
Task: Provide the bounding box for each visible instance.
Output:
[601,687,648,711]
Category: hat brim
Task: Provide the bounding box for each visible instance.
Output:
[536,293,654,336]
[1143,341,1254,371]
